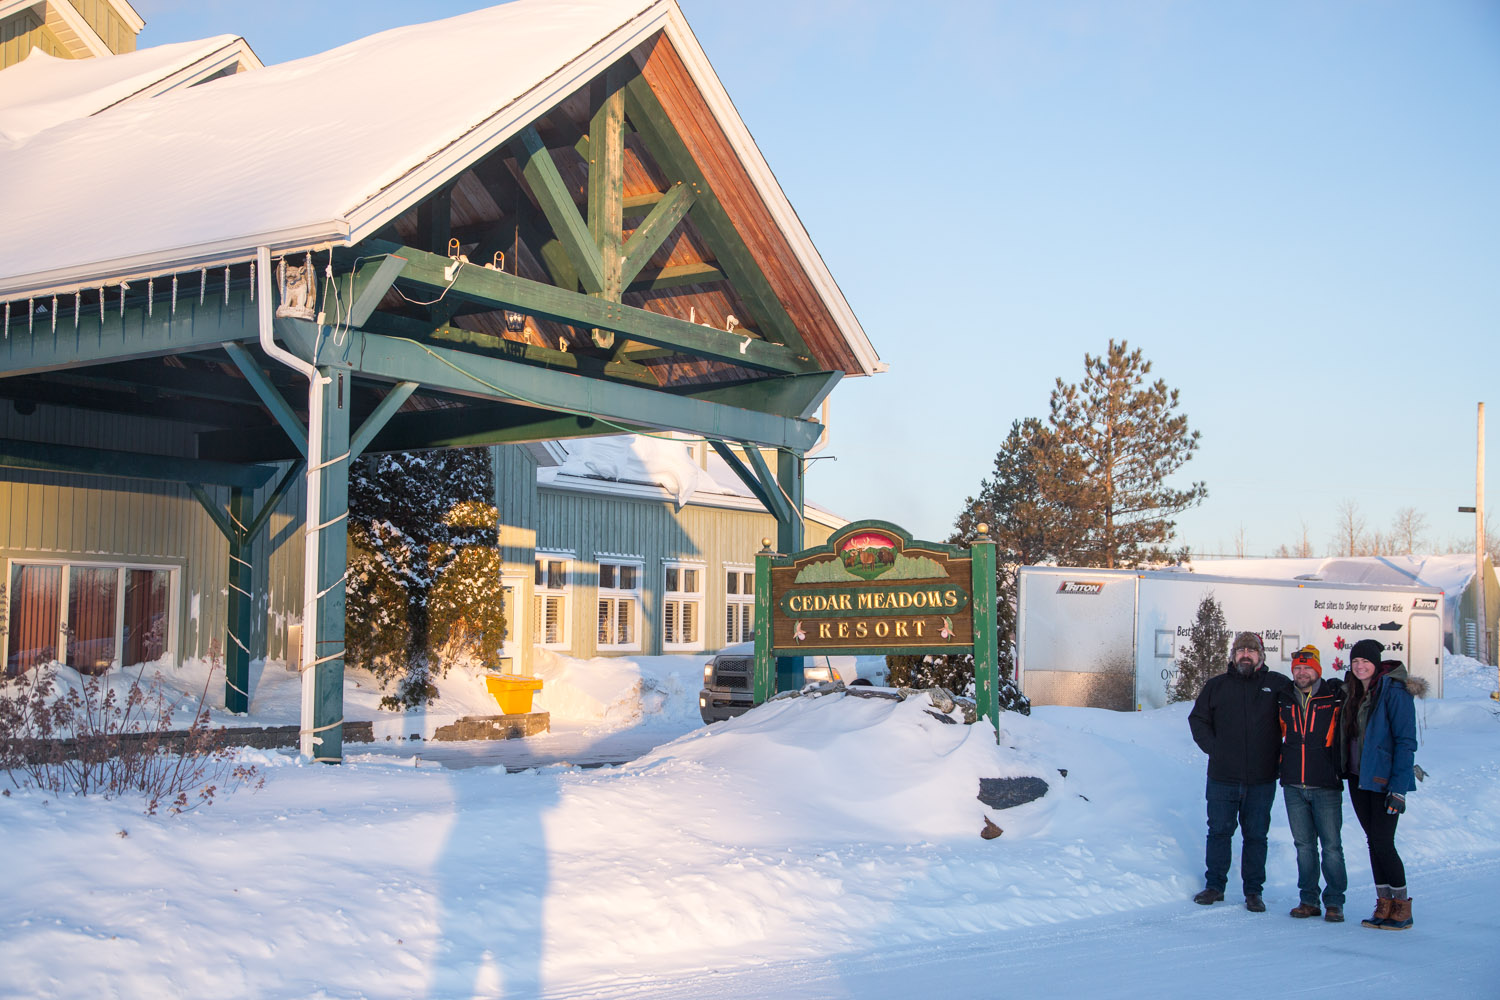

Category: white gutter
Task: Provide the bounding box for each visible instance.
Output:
[255,245,326,761]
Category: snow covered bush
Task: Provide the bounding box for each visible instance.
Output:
[885,653,1030,715]
[0,652,262,814]
[1171,591,1229,702]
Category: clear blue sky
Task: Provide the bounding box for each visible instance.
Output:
[133,0,1498,558]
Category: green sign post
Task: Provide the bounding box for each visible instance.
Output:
[753,520,1001,735]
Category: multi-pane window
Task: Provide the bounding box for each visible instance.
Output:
[5,561,173,677]
[596,560,641,650]
[662,562,704,650]
[725,566,755,645]
[498,577,523,661]
[532,555,570,648]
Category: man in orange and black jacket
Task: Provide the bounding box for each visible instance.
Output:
[1277,644,1348,923]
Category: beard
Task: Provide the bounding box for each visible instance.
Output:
[1234,656,1259,676]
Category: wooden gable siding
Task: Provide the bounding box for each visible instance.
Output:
[535,486,832,659]
[1,9,69,69]
[72,0,136,54]
[633,34,858,375]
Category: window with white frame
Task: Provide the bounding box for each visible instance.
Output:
[595,559,642,650]
[532,554,571,649]
[5,560,175,677]
[662,562,704,650]
[724,566,755,645]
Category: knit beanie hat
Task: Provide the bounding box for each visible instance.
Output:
[1231,631,1264,655]
[1290,644,1322,677]
[1348,638,1384,667]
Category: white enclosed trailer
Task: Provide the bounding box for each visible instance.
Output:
[1016,567,1444,711]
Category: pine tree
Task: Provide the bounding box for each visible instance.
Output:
[1049,340,1206,568]
[345,447,496,709]
[1172,592,1229,702]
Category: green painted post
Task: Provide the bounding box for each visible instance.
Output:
[970,524,1000,738]
[306,367,351,763]
[775,449,804,692]
[224,487,255,714]
[753,539,775,704]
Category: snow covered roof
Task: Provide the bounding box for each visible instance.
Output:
[539,434,846,527]
[0,35,261,144]
[0,0,880,374]
[1183,554,1483,597]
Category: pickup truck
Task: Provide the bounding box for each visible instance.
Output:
[698,642,875,724]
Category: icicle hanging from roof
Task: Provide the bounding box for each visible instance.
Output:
[171,275,178,315]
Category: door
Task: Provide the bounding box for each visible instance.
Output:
[1408,614,1442,698]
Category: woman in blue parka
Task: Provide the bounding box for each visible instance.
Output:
[1342,637,1421,931]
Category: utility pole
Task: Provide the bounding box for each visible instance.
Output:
[1479,403,1491,688]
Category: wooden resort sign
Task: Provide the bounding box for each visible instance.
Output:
[753,520,1002,731]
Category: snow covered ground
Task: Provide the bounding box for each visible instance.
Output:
[2,654,1497,999]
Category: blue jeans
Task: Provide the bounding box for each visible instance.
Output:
[1205,778,1275,896]
[1283,785,1347,907]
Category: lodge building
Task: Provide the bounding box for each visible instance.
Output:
[0,0,882,757]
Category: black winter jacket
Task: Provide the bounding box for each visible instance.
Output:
[1277,677,1344,789]
[1189,662,1290,784]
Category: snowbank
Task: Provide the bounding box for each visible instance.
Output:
[3,653,1498,997]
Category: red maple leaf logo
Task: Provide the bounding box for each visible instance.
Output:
[1333,635,1346,650]
[1334,657,1345,671]
[1322,616,1334,629]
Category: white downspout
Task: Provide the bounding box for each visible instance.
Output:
[255,245,327,759]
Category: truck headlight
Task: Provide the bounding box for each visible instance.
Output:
[704,663,715,684]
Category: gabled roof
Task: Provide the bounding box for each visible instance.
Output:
[0,0,881,375]
[0,35,261,143]
[0,0,145,60]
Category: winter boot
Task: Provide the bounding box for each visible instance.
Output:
[1245,894,1266,913]
[1289,903,1321,918]
[1361,898,1394,928]
[1193,888,1224,905]
[1324,905,1344,923]
[1380,898,1413,931]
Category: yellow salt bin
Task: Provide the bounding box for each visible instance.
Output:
[484,672,544,714]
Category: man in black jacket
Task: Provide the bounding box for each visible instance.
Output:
[1188,631,1291,912]
[1276,643,1347,922]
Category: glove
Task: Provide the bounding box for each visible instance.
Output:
[1385,792,1406,815]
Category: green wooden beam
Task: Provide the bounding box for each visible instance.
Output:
[2,373,260,427]
[363,405,637,453]
[360,312,660,386]
[187,482,236,542]
[344,253,408,328]
[624,191,664,216]
[709,440,789,522]
[624,261,726,294]
[741,441,794,525]
[620,181,696,288]
[221,341,308,457]
[343,328,824,451]
[224,486,255,714]
[589,64,627,304]
[508,126,605,294]
[349,380,418,459]
[0,437,275,488]
[368,240,817,374]
[622,76,810,357]
[0,288,258,377]
[243,460,304,541]
[681,371,841,420]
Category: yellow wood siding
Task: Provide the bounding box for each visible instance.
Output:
[1,11,71,69]
[73,0,135,54]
